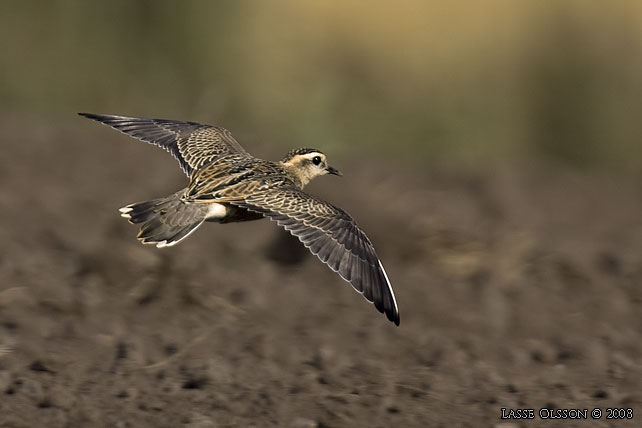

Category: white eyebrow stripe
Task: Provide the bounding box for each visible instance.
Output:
[298,152,324,160]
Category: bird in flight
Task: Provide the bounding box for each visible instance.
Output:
[79,113,399,325]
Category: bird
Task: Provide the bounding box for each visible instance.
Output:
[79,113,400,325]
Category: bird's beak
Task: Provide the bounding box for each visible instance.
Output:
[326,166,342,176]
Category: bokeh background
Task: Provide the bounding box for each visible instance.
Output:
[4,0,642,171]
[1,1,641,427]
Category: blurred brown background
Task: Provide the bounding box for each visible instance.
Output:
[1,1,641,427]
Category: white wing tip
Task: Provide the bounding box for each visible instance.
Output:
[155,240,179,248]
[378,260,399,316]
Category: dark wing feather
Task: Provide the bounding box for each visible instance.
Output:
[79,113,249,176]
[231,187,400,325]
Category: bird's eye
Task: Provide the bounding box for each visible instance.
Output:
[312,156,322,165]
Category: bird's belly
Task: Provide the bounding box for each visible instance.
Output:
[204,203,263,223]
[204,203,227,220]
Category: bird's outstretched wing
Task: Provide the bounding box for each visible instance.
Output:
[231,187,400,325]
[79,113,250,176]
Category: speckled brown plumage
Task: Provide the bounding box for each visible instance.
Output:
[79,113,399,325]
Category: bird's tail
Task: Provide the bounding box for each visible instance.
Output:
[119,190,207,248]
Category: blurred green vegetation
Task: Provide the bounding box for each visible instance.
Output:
[2,0,641,172]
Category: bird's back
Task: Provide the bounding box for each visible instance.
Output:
[185,156,298,202]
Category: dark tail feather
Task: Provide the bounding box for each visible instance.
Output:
[119,191,207,248]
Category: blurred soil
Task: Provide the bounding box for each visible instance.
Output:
[0,118,641,427]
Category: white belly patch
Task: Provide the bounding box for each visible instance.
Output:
[205,203,227,220]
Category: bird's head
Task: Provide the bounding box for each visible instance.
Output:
[281,148,342,188]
